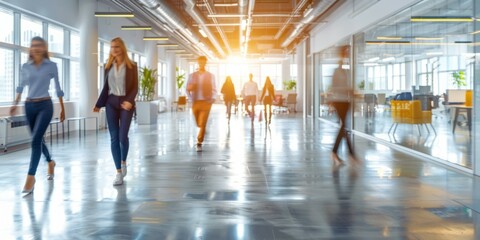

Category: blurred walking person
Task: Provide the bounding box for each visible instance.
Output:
[259,76,275,126]
[242,73,258,121]
[186,56,217,152]
[329,45,357,166]
[221,76,236,124]
[93,37,138,186]
[10,36,66,194]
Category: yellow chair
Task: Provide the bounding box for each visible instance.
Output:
[389,100,435,135]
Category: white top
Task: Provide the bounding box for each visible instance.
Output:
[108,62,126,96]
[242,81,258,97]
[186,70,217,101]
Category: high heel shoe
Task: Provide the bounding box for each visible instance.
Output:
[22,176,36,195]
[47,160,56,180]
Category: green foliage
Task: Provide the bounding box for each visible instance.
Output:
[176,67,186,90]
[283,79,297,91]
[140,66,158,101]
[358,80,365,90]
[452,70,466,88]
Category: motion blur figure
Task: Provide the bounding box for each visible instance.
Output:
[221,76,236,124]
[260,76,275,126]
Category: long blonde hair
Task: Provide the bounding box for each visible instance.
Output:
[105,37,134,70]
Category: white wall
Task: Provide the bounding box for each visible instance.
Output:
[310,0,419,53]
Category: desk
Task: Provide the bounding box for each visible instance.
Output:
[450,105,472,134]
[49,119,64,143]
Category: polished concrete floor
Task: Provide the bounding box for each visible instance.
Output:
[1,105,479,239]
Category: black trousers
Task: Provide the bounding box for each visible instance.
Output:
[331,102,353,154]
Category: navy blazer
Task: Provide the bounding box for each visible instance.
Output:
[95,63,138,108]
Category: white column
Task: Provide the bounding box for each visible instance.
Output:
[166,53,177,108]
[296,41,305,115]
[79,0,98,129]
[145,41,158,95]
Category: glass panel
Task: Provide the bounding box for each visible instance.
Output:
[351,0,474,169]
[48,24,64,54]
[70,61,80,100]
[20,52,29,101]
[0,48,14,102]
[70,32,80,58]
[21,15,43,47]
[103,43,110,64]
[0,7,14,44]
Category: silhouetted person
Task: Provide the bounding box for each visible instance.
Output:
[221,76,236,124]
[329,45,357,166]
[11,36,66,194]
[260,76,275,125]
[94,37,138,186]
[186,56,217,152]
[242,73,258,121]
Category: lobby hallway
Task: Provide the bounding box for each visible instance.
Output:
[0,106,479,240]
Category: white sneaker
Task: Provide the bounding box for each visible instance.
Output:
[195,144,202,152]
[113,173,123,186]
[121,164,127,177]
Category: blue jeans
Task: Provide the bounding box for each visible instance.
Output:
[25,99,53,176]
[106,95,134,170]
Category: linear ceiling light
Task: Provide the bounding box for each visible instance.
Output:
[143,37,169,41]
[470,30,480,35]
[94,12,134,18]
[214,3,239,7]
[166,49,186,53]
[241,19,248,31]
[157,44,179,47]
[121,26,152,30]
[410,16,473,22]
[415,37,444,41]
[377,36,403,40]
[304,6,313,17]
[198,28,207,38]
[366,41,411,45]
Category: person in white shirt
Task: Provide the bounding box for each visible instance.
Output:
[242,73,259,120]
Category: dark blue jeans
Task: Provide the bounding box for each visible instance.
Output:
[25,99,53,176]
[106,95,134,170]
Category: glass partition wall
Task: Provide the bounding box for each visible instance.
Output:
[315,0,477,170]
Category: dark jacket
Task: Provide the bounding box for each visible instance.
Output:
[260,84,275,102]
[95,63,138,108]
[221,81,236,102]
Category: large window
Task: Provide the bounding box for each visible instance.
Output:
[70,61,80,99]
[50,57,64,99]
[260,64,282,89]
[158,62,167,96]
[70,32,80,58]
[0,7,13,44]
[21,15,43,47]
[0,48,14,102]
[48,24,64,54]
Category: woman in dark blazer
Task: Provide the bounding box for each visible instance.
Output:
[221,76,236,123]
[93,37,138,186]
[260,76,275,125]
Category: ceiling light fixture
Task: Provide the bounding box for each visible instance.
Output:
[94,12,134,18]
[304,6,313,17]
[121,26,152,30]
[184,28,193,36]
[207,14,245,18]
[157,44,179,47]
[214,3,239,7]
[410,16,473,22]
[143,37,169,41]
[199,28,207,38]
[377,36,403,40]
[415,37,444,41]
[166,49,186,53]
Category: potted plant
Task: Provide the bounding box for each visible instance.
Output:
[176,67,186,95]
[283,79,297,91]
[452,70,466,89]
[358,80,365,90]
[137,66,159,125]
